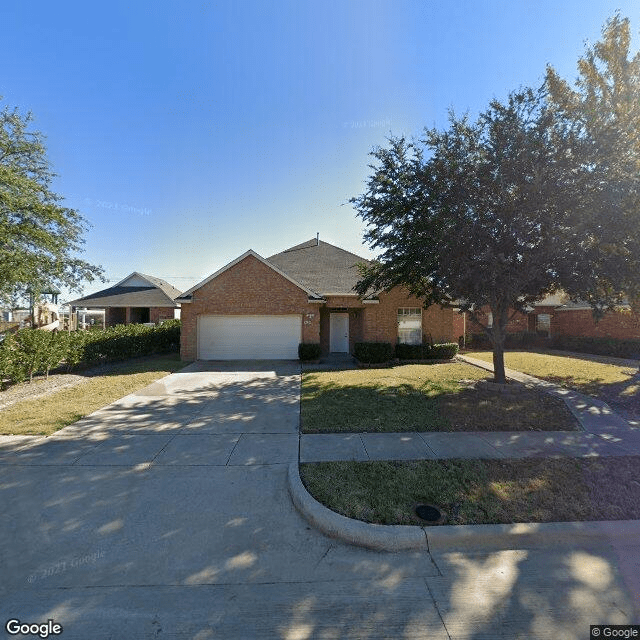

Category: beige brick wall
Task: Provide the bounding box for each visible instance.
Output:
[180,255,320,360]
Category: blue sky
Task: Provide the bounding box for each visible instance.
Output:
[2,0,639,300]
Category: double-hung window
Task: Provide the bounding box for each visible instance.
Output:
[536,313,551,335]
[398,308,422,344]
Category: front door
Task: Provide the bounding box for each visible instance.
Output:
[330,313,349,353]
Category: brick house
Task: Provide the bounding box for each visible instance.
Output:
[538,300,640,341]
[177,238,465,361]
[70,272,181,327]
[469,291,640,342]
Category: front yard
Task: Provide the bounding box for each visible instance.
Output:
[301,363,580,433]
[0,354,188,436]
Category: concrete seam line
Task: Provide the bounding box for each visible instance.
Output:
[288,462,428,552]
[421,525,431,553]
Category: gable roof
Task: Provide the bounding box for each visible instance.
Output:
[69,272,181,308]
[175,250,323,301]
[177,239,373,302]
[266,239,370,296]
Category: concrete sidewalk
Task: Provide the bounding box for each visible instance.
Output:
[301,355,640,463]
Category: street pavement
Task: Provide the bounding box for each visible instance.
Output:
[0,360,638,638]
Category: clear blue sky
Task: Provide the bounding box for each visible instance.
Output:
[2,0,639,300]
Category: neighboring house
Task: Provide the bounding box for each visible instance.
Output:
[470,291,640,341]
[541,299,640,341]
[69,272,181,327]
[177,238,465,361]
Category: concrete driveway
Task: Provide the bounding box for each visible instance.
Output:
[0,361,637,638]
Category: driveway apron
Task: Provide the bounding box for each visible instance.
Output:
[0,361,636,638]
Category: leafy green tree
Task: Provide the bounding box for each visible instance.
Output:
[351,88,580,383]
[0,100,104,303]
[546,14,640,307]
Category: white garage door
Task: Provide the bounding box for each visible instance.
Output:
[198,315,302,360]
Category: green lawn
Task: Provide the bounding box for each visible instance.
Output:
[301,363,580,433]
[300,457,640,525]
[468,350,638,401]
[0,354,188,436]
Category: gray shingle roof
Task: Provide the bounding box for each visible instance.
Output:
[266,239,370,296]
[134,273,182,301]
[69,274,181,308]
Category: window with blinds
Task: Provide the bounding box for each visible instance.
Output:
[398,308,422,344]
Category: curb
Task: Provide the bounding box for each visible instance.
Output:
[288,463,428,551]
[289,462,640,552]
[425,519,640,552]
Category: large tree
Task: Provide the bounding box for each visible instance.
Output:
[0,101,103,304]
[351,88,582,383]
[546,14,640,308]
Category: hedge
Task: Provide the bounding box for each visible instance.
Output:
[0,320,181,389]
[396,342,459,360]
[429,343,459,359]
[395,343,430,360]
[298,343,321,361]
[354,342,394,364]
[550,335,640,359]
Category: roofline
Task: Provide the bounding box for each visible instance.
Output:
[322,292,380,300]
[70,303,179,309]
[322,292,359,297]
[268,238,370,265]
[69,295,180,308]
[176,250,323,300]
[69,274,181,307]
[112,271,181,305]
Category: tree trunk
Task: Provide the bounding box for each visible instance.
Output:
[491,324,507,384]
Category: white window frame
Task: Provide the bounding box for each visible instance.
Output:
[536,313,551,333]
[397,307,422,345]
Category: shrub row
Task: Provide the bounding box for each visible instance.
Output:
[353,342,460,364]
[550,335,640,359]
[354,342,395,364]
[0,320,181,388]
[298,343,321,361]
[396,342,459,360]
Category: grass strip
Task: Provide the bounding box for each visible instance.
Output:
[0,354,188,436]
[300,458,640,525]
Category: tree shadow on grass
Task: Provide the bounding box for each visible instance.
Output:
[301,376,581,433]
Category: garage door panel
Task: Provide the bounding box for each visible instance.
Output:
[198,315,301,360]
